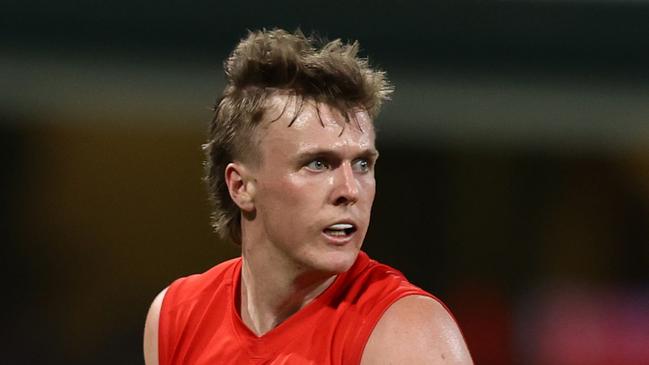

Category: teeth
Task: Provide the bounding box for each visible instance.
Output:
[328,223,353,230]
[327,230,347,236]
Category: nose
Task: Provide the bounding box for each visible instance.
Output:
[332,162,360,206]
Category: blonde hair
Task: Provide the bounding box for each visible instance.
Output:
[204,28,393,244]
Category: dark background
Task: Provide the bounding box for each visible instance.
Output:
[2,1,649,364]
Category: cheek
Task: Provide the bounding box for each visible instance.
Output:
[361,177,376,202]
[257,174,310,211]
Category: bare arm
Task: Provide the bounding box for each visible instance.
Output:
[360,295,473,365]
[144,288,168,365]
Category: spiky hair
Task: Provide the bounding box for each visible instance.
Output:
[204,28,393,244]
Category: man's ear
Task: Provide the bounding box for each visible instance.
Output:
[224,162,256,212]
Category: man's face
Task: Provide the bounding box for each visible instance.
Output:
[247,96,378,276]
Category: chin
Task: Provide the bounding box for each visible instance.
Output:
[315,247,360,274]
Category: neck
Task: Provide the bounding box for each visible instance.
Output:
[239,248,336,336]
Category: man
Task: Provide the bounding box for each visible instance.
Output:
[144,29,472,364]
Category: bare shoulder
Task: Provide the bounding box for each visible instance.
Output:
[143,288,168,365]
[360,295,473,365]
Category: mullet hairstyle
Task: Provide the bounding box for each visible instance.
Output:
[203,28,393,244]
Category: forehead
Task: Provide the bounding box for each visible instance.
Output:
[258,94,376,150]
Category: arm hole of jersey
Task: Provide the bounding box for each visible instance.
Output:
[350,291,437,364]
[157,284,176,365]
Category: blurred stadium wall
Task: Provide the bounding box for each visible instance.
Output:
[2,1,649,364]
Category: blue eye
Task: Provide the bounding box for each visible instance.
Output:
[306,159,328,171]
[352,159,370,172]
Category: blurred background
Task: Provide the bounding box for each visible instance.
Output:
[2,1,649,364]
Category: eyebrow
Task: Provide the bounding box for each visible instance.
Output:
[295,148,380,162]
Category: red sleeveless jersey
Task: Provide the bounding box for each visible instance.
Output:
[158,251,439,365]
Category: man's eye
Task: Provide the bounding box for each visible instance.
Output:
[353,159,370,172]
[306,159,328,171]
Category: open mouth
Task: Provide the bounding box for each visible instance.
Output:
[323,223,357,237]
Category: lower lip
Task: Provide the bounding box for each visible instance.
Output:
[321,231,355,245]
